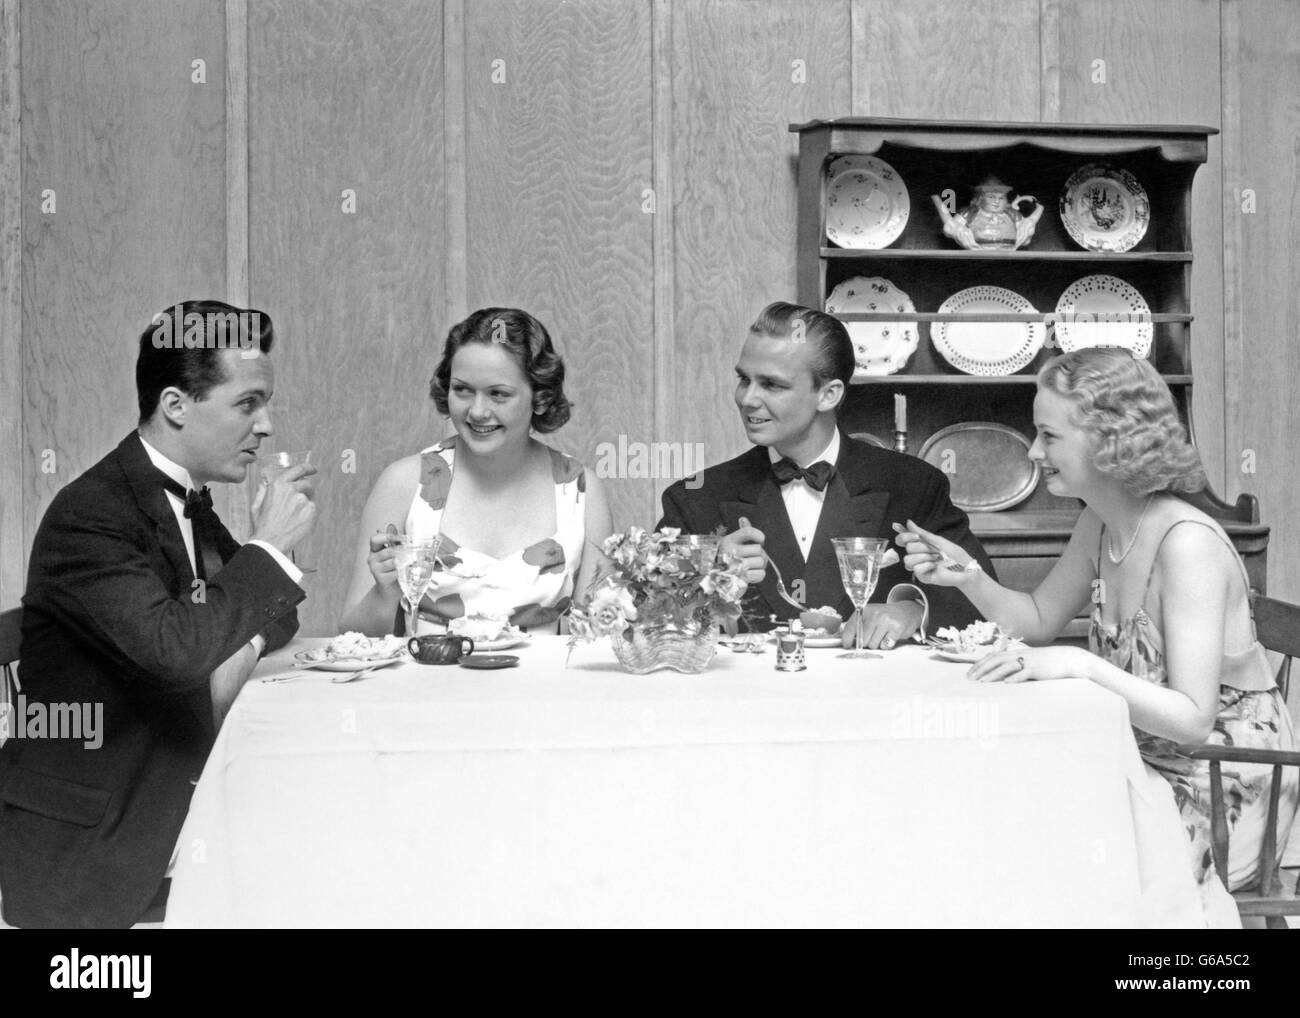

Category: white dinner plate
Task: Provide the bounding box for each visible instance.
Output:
[1054,274,1152,357]
[933,286,1045,376]
[824,155,909,249]
[1059,163,1150,252]
[293,652,405,672]
[470,633,531,653]
[774,628,843,648]
[929,640,1027,663]
[825,276,919,377]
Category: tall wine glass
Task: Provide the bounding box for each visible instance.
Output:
[832,537,890,660]
[392,534,442,637]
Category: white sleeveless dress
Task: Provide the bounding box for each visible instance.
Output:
[402,436,588,633]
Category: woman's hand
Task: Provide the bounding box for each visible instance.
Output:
[893,519,980,587]
[966,645,1096,684]
[367,523,402,589]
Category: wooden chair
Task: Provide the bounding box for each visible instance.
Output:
[0,607,20,746]
[1178,593,1300,928]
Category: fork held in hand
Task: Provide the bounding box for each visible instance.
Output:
[738,515,804,612]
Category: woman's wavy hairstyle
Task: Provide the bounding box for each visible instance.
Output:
[1037,348,1206,497]
[429,307,572,433]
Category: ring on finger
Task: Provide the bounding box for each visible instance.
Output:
[882,634,896,649]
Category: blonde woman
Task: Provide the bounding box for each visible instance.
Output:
[897,347,1297,915]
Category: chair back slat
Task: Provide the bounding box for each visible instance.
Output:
[1253,595,1300,660]
[1,607,20,744]
[0,607,20,666]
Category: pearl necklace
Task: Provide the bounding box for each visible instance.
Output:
[1108,497,1154,564]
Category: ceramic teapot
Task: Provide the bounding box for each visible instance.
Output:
[931,176,1044,251]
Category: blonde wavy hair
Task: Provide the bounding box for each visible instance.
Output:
[1037,348,1206,496]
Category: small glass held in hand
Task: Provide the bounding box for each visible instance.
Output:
[832,536,890,660]
[390,534,443,638]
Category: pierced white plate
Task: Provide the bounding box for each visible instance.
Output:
[1060,164,1150,253]
[824,155,909,249]
[933,286,1045,376]
[825,276,919,376]
[1054,274,1153,357]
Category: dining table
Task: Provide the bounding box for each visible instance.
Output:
[164,633,1209,928]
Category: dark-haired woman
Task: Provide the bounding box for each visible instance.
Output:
[340,308,611,635]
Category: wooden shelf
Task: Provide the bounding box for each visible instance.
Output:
[793,117,1253,588]
[849,374,1193,386]
[832,312,1192,323]
[821,248,1193,263]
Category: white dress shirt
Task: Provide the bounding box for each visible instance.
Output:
[769,430,840,562]
[767,430,929,635]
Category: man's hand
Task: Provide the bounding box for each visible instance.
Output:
[250,463,318,556]
[210,640,260,728]
[840,602,924,650]
[720,517,767,584]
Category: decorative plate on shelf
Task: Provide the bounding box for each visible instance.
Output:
[932,286,1045,376]
[918,422,1040,512]
[824,155,909,249]
[825,276,919,376]
[1059,163,1150,252]
[1053,274,1153,357]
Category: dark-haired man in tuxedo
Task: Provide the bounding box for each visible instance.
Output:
[0,300,315,928]
[659,301,993,643]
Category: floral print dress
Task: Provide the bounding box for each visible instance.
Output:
[1090,518,1298,892]
[402,437,587,632]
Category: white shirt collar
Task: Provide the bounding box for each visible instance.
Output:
[768,428,840,470]
[138,433,196,492]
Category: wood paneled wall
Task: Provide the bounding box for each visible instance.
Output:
[4,0,1298,634]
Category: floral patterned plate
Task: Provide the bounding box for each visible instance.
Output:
[824,155,909,249]
[825,276,919,376]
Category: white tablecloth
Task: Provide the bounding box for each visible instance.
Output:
[166,637,1206,927]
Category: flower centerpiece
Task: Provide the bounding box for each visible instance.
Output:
[567,527,749,674]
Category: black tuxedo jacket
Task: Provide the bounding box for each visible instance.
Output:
[0,433,303,928]
[658,432,994,632]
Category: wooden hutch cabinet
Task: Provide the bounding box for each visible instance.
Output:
[790,117,1268,629]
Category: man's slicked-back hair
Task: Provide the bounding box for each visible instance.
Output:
[748,301,855,391]
[136,300,274,423]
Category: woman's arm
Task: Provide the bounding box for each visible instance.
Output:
[970,522,1227,744]
[572,468,614,602]
[900,510,1099,644]
[338,455,421,636]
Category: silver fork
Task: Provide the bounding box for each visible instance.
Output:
[737,516,805,612]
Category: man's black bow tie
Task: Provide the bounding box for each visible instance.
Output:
[157,472,213,518]
[771,457,835,492]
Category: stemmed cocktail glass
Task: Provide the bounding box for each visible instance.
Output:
[832,537,890,660]
[392,534,443,637]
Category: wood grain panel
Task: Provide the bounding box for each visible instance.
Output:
[1,0,21,609]
[855,0,1041,120]
[1224,0,1300,602]
[20,0,226,554]
[670,0,851,481]
[1056,0,1225,493]
[465,0,654,530]
[249,0,444,634]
